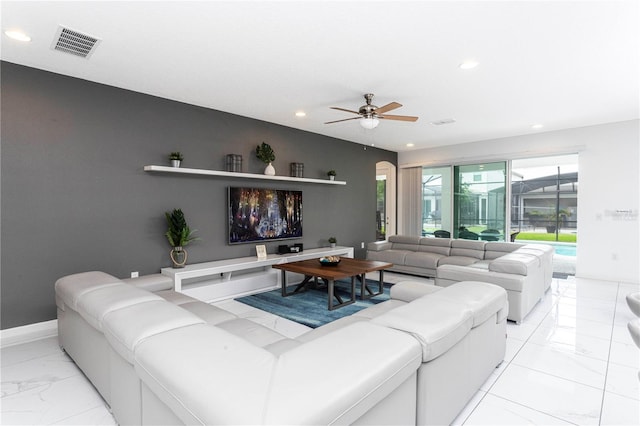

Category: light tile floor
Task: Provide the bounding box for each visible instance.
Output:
[1,275,638,425]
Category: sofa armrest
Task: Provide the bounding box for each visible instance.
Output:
[264,322,422,425]
[367,240,393,251]
[134,323,276,425]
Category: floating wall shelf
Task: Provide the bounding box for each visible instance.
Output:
[144,165,346,185]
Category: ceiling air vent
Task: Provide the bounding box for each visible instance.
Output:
[51,26,100,58]
[430,119,456,126]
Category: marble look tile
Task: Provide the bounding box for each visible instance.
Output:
[450,390,486,425]
[512,341,607,389]
[489,364,602,425]
[51,405,116,425]
[613,322,636,344]
[1,352,83,398]
[529,324,611,361]
[606,362,640,400]
[538,314,613,341]
[505,321,539,341]
[550,299,615,325]
[563,281,619,304]
[1,337,61,368]
[600,392,640,425]
[609,340,640,369]
[614,306,639,327]
[0,374,107,425]
[462,394,574,425]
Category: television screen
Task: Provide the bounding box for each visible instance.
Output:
[228,187,302,244]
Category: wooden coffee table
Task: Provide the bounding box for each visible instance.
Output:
[272,257,393,310]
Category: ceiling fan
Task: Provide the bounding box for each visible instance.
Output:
[325,93,419,129]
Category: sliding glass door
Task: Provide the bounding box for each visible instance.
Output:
[421,166,452,236]
[453,162,506,241]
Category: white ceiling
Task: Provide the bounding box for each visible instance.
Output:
[1,1,638,152]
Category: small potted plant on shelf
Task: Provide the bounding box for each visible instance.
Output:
[327,170,337,181]
[328,236,337,248]
[165,208,199,268]
[169,152,184,168]
[256,142,276,175]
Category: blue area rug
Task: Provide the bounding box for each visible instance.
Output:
[237,279,391,328]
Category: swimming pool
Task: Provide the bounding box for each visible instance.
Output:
[522,241,577,257]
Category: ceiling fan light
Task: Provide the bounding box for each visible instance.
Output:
[360,117,379,129]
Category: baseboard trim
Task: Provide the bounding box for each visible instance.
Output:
[0,319,58,348]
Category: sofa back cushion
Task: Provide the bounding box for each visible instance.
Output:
[389,235,422,251]
[484,242,524,260]
[418,238,451,255]
[450,239,486,260]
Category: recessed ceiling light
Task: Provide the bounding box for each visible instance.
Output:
[459,61,478,70]
[5,30,31,42]
[531,124,544,130]
[295,111,306,117]
[406,143,415,147]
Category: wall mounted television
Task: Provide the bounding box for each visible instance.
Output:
[228,187,303,244]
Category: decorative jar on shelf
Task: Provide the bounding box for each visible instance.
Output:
[170,246,188,268]
[264,162,276,176]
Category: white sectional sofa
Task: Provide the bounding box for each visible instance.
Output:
[55,271,508,425]
[367,236,553,323]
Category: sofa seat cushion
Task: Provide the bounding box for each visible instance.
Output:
[103,300,205,363]
[437,264,526,293]
[390,281,442,303]
[155,290,198,305]
[77,284,162,331]
[296,316,366,343]
[216,318,287,348]
[367,249,410,265]
[180,301,237,325]
[134,323,276,425]
[468,260,490,269]
[427,281,508,327]
[438,255,479,267]
[404,251,446,269]
[489,253,539,275]
[372,298,473,362]
[55,271,122,311]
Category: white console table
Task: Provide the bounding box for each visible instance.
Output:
[161,246,354,303]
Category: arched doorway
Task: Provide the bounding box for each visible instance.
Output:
[376,161,396,240]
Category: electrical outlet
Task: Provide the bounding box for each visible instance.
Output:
[361,242,365,249]
[130,271,139,278]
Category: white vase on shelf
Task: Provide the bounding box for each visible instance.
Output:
[264,162,275,176]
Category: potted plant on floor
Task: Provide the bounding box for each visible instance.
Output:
[169,151,184,168]
[165,208,199,268]
[256,142,276,175]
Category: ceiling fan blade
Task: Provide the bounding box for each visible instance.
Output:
[324,116,362,124]
[329,106,361,115]
[379,114,419,122]
[374,102,402,114]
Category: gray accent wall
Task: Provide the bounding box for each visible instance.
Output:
[1,62,396,329]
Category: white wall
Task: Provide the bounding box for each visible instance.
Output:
[398,120,639,283]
